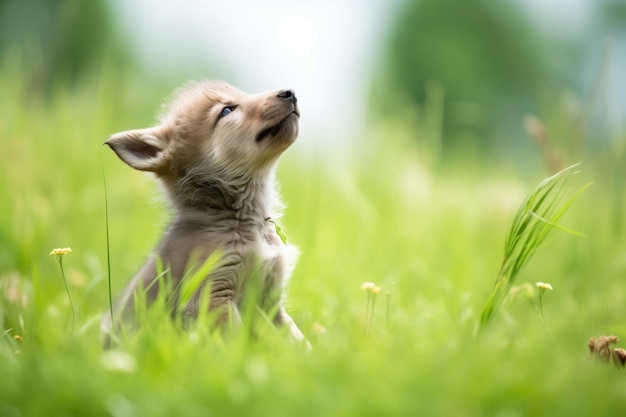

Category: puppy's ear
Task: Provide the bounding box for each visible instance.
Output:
[104,126,172,172]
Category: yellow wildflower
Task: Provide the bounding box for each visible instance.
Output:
[371,286,381,295]
[535,282,553,291]
[49,247,72,256]
[49,246,76,327]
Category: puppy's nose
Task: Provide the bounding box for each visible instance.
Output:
[277,89,297,104]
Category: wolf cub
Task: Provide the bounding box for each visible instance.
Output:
[102,81,305,345]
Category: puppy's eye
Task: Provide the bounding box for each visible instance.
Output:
[218,106,235,120]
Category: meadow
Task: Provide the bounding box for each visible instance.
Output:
[1,63,626,416]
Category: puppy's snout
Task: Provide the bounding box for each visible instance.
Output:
[277,89,297,104]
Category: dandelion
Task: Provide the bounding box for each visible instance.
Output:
[531,281,559,350]
[536,282,553,292]
[49,247,72,257]
[535,281,553,322]
[361,281,381,334]
[50,247,75,329]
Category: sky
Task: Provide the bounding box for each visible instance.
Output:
[112,0,401,151]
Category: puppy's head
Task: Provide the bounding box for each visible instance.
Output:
[105,81,300,180]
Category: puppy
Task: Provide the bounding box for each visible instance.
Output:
[101,81,305,345]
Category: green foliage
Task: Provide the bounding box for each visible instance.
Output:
[1,66,626,416]
[0,0,129,95]
[376,0,580,151]
[479,164,591,331]
[389,0,544,101]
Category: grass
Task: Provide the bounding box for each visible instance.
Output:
[2,64,626,416]
[479,163,592,331]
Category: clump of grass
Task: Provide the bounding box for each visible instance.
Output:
[478,164,591,332]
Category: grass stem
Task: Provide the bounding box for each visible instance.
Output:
[98,148,114,327]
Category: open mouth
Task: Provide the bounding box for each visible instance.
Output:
[256,111,299,142]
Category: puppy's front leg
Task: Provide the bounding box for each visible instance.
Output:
[274,307,311,349]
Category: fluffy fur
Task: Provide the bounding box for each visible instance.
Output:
[101,81,305,345]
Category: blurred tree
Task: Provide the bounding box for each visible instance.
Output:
[375,0,579,154]
[0,0,129,95]
[600,0,626,29]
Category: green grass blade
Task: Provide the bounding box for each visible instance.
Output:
[527,211,587,237]
[98,145,114,325]
[177,251,222,313]
[479,163,588,332]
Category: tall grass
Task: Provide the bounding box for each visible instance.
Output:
[479,163,592,331]
[2,66,626,415]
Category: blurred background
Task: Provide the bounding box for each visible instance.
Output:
[1,0,625,165]
[2,0,626,276]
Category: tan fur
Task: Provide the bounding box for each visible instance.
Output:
[101,81,306,346]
